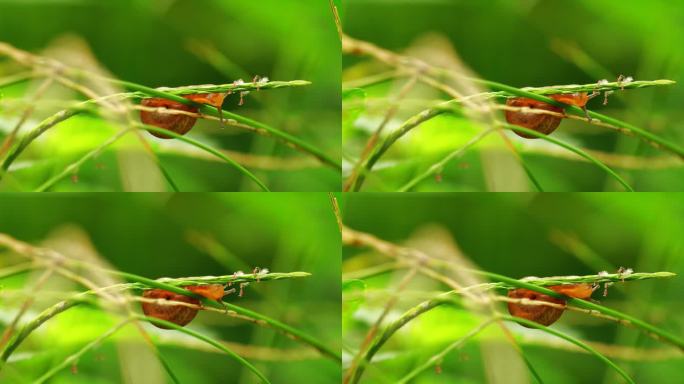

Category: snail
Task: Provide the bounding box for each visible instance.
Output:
[507,283,594,327]
[141,284,225,329]
[139,93,228,139]
[504,93,589,138]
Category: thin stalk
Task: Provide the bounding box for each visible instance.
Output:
[135,315,271,384]
[0,262,37,279]
[397,318,497,384]
[33,124,270,192]
[138,125,269,191]
[501,315,635,384]
[352,106,446,190]
[502,124,634,191]
[34,319,133,384]
[398,128,495,191]
[33,129,130,192]
[0,107,88,174]
[0,71,36,88]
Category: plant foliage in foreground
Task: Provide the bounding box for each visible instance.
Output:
[342,34,683,192]
[0,233,340,383]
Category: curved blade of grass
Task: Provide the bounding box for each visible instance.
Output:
[398,318,544,384]
[521,161,544,191]
[501,315,635,384]
[157,160,180,192]
[33,125,270,192]
[502,124,633,191]
[0,71,36,88]
[33,129,128,192]
[34,320,134,384]
[138,125,269,191]
[1,299,85,364]
[396,318,496,384]
[155,349,182,384]
[134,315,271,384]
[0,108,85,175]
[398,128,495,191]
[350,294,543,384]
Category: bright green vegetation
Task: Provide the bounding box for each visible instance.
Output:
[342,0,684,192]
[0,193,341,383]
[342,193,684,383]
[0,0,340,191]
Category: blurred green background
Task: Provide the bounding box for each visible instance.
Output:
[342,193,684,383]
[0,0,340,191]
[342,0,684,191]
[0,193,341,383]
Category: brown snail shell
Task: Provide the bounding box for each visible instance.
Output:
[504,97,563,138]
[141,289,200,329]
[507,288,566,327]
[140,97,198,139]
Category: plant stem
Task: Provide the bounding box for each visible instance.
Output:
[34,319,133,384]
[138,125,270,192]
[396,318,497,384]
[502,124,634,191]
[398,128,496,191]
[135,315,272,384]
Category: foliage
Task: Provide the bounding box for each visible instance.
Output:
[0,0,340,191]
[341,193,684,383]
[0,193,341,383]
[342,0,684,191]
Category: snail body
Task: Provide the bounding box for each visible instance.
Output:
[549,92,589,107]
[507,283,593,327]
[141,284,225,329]
[504,92,589,138]
[185,284,225,301]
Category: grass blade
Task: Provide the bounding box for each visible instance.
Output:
[134,315,271,384]
[138,125,270,191]
[33,125,270,192]
[502,124,634,191]
[34,320,133,384]
[501,315,635,384]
